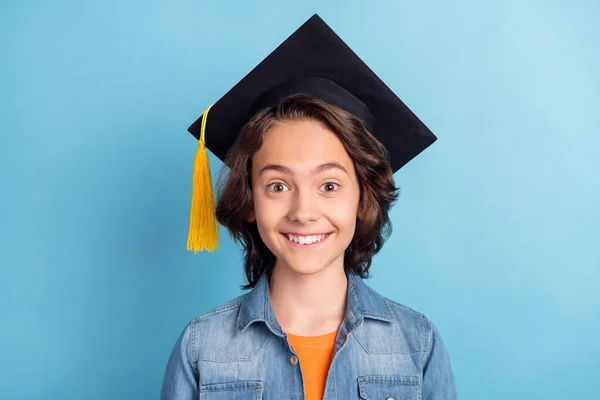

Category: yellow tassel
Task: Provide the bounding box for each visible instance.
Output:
[187,104,220,252]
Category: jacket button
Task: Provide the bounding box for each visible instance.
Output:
[289,355,299,365]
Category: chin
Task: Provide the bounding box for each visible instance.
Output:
[276,255,338,276]
[289,264,326,276]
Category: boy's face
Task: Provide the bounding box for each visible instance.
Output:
[249,118,361,277]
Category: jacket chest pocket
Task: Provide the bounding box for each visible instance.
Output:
[358,375,420,400]
[199,380,263,400]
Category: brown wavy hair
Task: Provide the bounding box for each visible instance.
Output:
[215,93,400,290]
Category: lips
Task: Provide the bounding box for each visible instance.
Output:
[281,232,332,248]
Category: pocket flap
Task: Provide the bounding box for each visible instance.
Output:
[200,380,263,399]
[358,375,420,400]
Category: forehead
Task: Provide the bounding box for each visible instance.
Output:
[252,119,354,172]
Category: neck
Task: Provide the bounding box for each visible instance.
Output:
[268,260,348,336]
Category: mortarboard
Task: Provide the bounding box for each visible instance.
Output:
[186,13,436,253]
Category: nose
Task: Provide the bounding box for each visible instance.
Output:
[287,186,320,223]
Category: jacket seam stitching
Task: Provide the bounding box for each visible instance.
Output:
[421,314,431,363]
[196,333,272,362]
[386,298,427,319]
[196,301,244,321]
[350,273,365,320]
[190,319,198,371]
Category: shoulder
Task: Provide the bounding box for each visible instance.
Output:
[176,294,246,347]
[380,294,448,361]
[360,280,440,356]
[358,276,430,333]
[186,293,247,339]
[193,293,247,322]
[384,296,430,331]
[181,293,270,363]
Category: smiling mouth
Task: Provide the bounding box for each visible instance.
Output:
[281,232,332,247]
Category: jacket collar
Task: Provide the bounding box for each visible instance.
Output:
[236,268,395,336]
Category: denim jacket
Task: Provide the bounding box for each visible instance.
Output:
[161,270,457,399]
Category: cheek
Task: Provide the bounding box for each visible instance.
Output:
[252,198,288,255]
[326,201,359,230]
[252,195,286,231]
[331,189,360,214]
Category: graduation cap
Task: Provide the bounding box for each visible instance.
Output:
[186,13,436,253]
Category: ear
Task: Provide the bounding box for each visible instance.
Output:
[247,210,256,222]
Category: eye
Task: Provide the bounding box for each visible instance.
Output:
[266,182,290,193]
[320,182,340,192]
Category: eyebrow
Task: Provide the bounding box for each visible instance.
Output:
[258,162,348,177]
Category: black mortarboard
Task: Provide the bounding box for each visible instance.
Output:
[186,13,436,252]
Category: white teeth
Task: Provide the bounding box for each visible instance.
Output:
[286,234,327,245]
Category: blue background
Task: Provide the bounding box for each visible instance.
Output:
[1,0,598,399]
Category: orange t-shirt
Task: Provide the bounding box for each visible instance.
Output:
[286,330,338,400]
